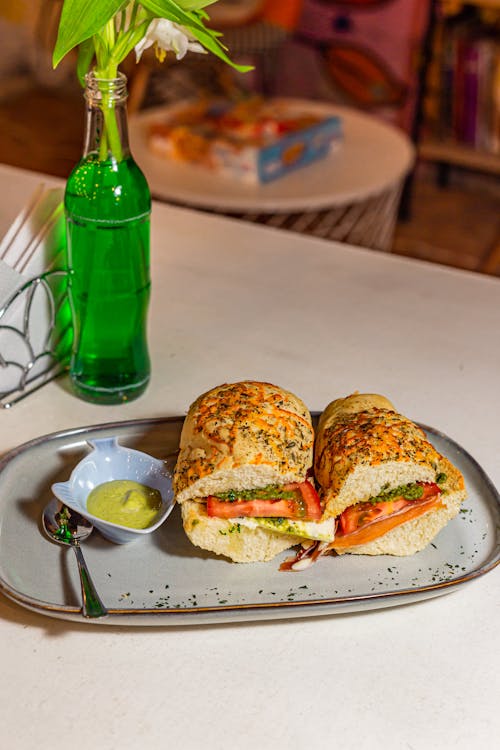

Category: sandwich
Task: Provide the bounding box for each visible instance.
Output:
[307,393,467,559]
[173,381,335,563]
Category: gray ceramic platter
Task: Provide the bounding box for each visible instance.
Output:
[0,416,499,626]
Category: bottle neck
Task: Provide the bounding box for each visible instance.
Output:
[83,72,130,163]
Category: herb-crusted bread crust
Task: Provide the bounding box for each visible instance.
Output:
[315,393,467,556]
[173,381,314,504]
[315,394,445,519]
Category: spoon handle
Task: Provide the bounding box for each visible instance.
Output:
[71,542,108,618]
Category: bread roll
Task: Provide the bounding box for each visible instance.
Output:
[174,381,313,504]
[173,381,315,563]
[315,393,467,555]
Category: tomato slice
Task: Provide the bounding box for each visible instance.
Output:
[206,481,322,521]
[339,497,409,535]
[334,482,442,549]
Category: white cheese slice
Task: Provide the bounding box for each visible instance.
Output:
[233,515,336,542]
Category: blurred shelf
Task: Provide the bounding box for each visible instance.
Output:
[420,1,500,178]
[419,139,500,174]
[442,0,500,12]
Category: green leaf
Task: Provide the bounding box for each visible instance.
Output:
[152,1,219,10]
[140,0,215,30]
[53,0,128,67]
[76,38,95,86]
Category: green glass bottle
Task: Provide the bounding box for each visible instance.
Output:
[65,72,151,404]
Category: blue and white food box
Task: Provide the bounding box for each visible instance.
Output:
[211,115,343,184]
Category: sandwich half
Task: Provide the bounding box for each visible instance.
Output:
[173,381,335,562]
[311,393,467,557]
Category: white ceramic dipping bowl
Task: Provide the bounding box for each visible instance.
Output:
[51,437,175,543]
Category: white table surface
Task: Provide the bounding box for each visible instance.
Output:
[129,100,415,212]
[0,164,498,750]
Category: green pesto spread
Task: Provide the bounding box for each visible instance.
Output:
[87,479,162,529]
[370,482,425,505]
[214,485,295,502]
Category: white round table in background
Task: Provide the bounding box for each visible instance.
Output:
[129,100,415,251]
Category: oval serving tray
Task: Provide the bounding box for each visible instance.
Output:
[0,416,498,626]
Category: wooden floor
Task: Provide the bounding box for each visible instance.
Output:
[1,82,499,277]
[393,166,500,277]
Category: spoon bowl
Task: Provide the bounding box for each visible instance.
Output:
[43,498,94,543]
[42,498,108,619]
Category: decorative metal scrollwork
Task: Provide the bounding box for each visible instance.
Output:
[0,269,72,408]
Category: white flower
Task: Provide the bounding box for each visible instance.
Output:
[135,18,207,63]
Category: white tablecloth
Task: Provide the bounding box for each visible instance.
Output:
[0,164,498,750]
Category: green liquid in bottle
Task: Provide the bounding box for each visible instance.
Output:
[65,154,151,404]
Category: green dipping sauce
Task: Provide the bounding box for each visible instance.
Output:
[87,480,162,529]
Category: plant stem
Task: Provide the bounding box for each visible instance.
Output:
[130,1,139,29]
[100,90,123,163]
[95,18,122,163]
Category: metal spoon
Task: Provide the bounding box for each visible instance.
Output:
[42,498,108,618]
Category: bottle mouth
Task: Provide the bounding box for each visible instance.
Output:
[84,70,128,103]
